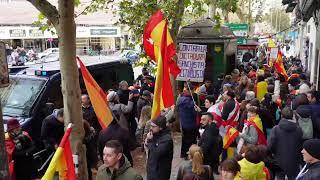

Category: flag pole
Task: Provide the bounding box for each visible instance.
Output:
[186,79,196,106]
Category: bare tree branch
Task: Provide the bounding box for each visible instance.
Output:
[75,0,95,18]
[27,0,59,27]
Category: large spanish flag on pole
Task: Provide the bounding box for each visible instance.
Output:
[42,123,76,180]
[274,51,288,80]
[143,10,181,119]
[77,57,113,129]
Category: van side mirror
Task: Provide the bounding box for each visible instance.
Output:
[45,103,54,116]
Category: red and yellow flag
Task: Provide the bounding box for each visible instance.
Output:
[77,57,113,129]
[223,127,239,149]
[42,124,76,180]
[143,10,181,119]
[274,51,288,80]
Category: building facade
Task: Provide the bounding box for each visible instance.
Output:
[0,0,127,53]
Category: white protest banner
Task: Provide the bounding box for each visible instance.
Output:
[176,43,207,82]
[270,48,278,60]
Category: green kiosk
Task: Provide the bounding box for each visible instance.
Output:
[176,18,237,89]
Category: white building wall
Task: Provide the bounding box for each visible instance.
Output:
[306,21,320,85]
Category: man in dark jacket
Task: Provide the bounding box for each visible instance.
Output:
[145,115,173,180]
[221,90,239,123]
[296,139,320,180]
[137,90,152,119]
[117,80,130,105]
[81,94,101,132]
[268,107,303,180]
[307,91,320,138]
[41,108,64,150]
[177,86,198,159]
[198,112,222,174]
[98,114,134,166]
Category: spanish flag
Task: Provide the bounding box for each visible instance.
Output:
[77,57,113,129]
[223,127,239,149]
[274,51,288,80]
[42,124,76,180]
[143,10,181,119]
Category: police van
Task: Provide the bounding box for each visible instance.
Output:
[1,55,134,140]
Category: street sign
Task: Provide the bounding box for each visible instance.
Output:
[225,23,249,37]
[237,38,247,45]
[0,41,9,87]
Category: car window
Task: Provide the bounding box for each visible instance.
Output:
[0,77,46,116]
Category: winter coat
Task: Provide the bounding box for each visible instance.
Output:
[82,105,101,132]
[221,98,236,121]
[267,119,303,177]
[256,81,268,102]
[117,89,130,105]
[306,103,320,138]
[198,123,222,171]
[96,156,142,180]
[299,162,320,180]
[146,128,173,180]
[177,94,197,130]
[238,158,268,180]
[98,121,134,165]
[109,101,133,129]
[176,161,213,180]
[41,110,64,150]
[137,97,151,119]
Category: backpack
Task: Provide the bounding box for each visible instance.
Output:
[296,113,313,139]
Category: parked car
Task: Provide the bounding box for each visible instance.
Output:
[37,48,59,59]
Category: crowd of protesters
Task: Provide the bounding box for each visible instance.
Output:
[5,56,320,180]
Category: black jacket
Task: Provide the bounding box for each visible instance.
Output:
[98,121,134,165]
[302,162,320,180]
[198,123,222,171]
[41,112,64,150]
[137,96,151,119]
[12,133,35,180]
[221,99,236,121]
[147,128,173,180]
[177,161,213,180]
[82,105,101,132]
[268,119,303,177]
[117,89,130,105]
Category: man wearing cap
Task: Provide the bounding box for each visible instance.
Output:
[145,115,173,180]
[5,118,35,180]
[296,139,320,179]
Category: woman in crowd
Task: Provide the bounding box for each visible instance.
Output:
[177,144,213,180]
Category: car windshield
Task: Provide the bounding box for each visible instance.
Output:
[0,77,46,116]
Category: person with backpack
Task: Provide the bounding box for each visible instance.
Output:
[268,107,303,180]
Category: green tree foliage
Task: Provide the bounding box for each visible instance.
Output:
[264,8,290,33]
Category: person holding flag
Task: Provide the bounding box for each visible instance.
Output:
[238,106,266,152]
[42,123,76,180]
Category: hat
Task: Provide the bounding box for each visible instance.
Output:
[107,91,117,102]
[151,115,167,129]
[7,118,20,132]
[131,89,140,95]
[142,90,151,97]
[303,139,320,160]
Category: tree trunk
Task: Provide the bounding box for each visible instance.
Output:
[171,0,185,41]
[209,2,217,19]
[0,101,10,180]
[57,0,87,179]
